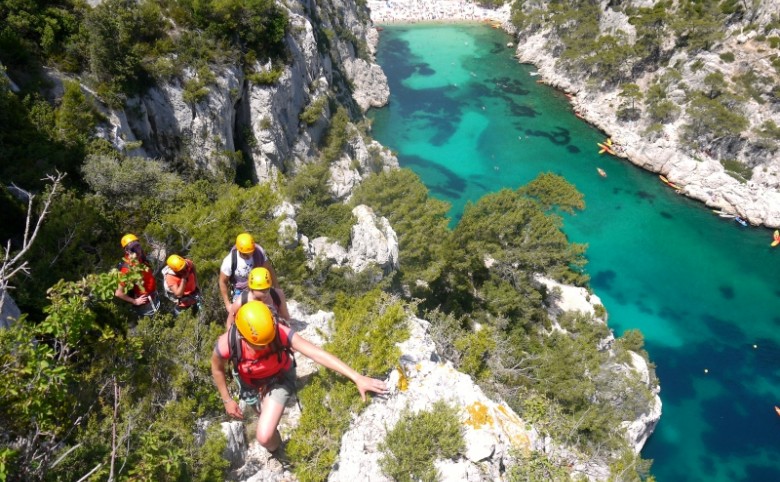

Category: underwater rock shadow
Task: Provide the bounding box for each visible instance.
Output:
[402,154,466,199]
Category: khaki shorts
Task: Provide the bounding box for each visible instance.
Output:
[264,366,297,406]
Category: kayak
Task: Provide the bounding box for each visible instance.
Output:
[597,143,616,155]
[597,167,607,178]
[735,216,748,227]
[772,230,780,247]
[660,175,681,190]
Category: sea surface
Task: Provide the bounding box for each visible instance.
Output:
[369,24,780,481]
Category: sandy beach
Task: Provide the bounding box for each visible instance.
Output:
[367,0,510,24]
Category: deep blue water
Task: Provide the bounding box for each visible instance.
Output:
[369,24,780,481]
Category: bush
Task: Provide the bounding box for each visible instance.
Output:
[719,51,735,62]
[288,291,407,481]
[351,169,451,294]
[720,158,752,183]
[379,401,464,482]
[300,96,328,125]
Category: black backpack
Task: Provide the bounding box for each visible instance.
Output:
[229,244,266,286]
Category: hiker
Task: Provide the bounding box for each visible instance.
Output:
[163,254,201,315]
[114,233,159,317]
[226,267,290,329]
[218,233,279,313]
[211,301,387,454]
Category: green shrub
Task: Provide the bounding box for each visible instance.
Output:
[453,327,496,380]
[719,51,735,62]
[300,96,328,125]
[322,107,350,163]
[351,169,451,294]
[288,291,407,481]
[720,158,752,183]
[247,66,284,85]
[182,78,210,104]
[756,120,780,140]
[379,401,465,482]
[507,451,570,481]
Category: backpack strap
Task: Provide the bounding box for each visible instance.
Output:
[230,247,238,286]
[270,288,281,309]
[228,323,241,371]
[252,243,266,267]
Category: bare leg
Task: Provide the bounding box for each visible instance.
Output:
[255,395,286,452]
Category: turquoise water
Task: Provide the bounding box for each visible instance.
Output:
[369,24,780,481]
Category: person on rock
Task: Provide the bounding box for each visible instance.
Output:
[218,233,279,313]
[114,233,159,317]
[211,301,387,455]
[225,267,290,329]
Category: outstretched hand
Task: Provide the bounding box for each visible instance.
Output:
[355,375,389,402]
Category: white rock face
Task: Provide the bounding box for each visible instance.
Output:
[85,0,391,185]
[347,205,399,274]
[534,276,662,456]
[307,236,349,266]
[513,10,780,228]
[329,156,363,200]
[621,353,663,453]
[343,56,390,112]
[302,205,398,278]
[535,275,603,320]
[329,315,538,482]
[125,66,243,176]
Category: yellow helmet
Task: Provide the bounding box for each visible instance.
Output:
[166,254,186,272]
[248,267,272,290]
[235,301,276,346]
[236,233,255,254]
[121,233,139,248]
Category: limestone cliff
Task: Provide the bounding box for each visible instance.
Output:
[511,1,780,228]
[218,290,658,481]
[92,0,391,185]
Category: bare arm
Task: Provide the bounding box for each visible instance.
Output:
[225,300,241,329]
[115,284,147,305]
[168,275,186,297]
[211,350,243,419]
[290,335,388,401]
[218,272,231,311]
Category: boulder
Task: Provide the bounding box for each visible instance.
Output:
[347,205,399,275]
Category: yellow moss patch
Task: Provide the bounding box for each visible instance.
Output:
[397,364,409,392]
[464,401,493,429]
[495,404,531,453]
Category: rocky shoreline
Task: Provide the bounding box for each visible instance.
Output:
[367,1,780,229]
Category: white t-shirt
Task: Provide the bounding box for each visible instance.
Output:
[220,252,256,288]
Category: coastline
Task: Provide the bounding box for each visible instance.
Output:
[366,1,780,228]
[367,0,510,24]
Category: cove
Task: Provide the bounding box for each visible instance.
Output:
[369,24,780,481]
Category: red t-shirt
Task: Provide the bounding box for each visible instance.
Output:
[215,324,295,387]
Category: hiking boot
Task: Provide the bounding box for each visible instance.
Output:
[269,443,291,469]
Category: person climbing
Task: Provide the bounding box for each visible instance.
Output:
[211,301,387,455]
[218,233,279,313]
[226,267,290,329]
[163,254,201,315]
[115,233,159,317]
